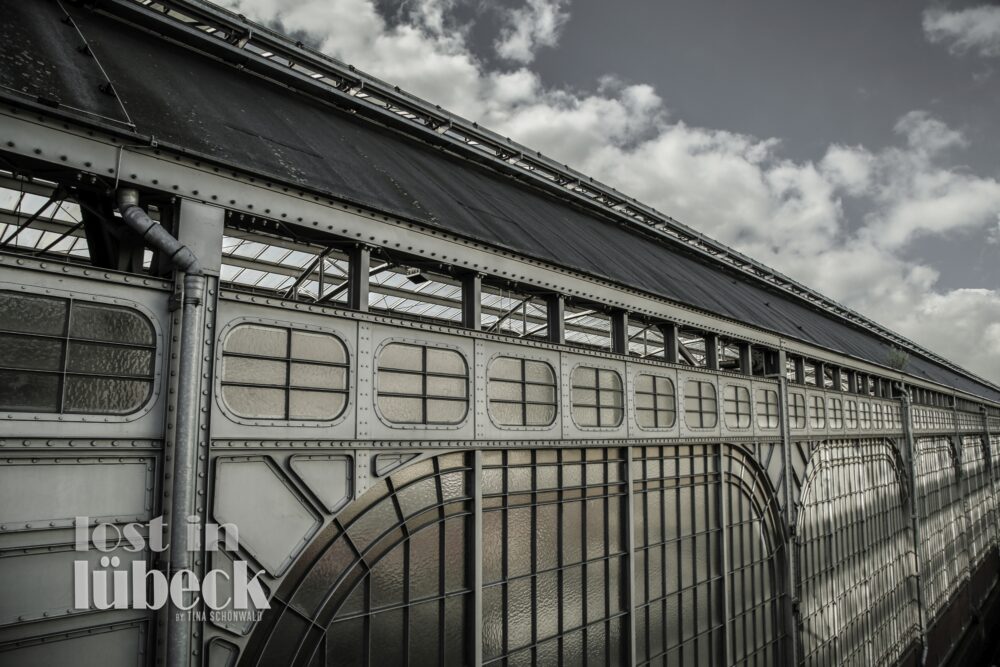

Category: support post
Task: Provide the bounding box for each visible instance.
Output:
[472,450,483,667]
[611,310,628,355]
[793,357,805,385]
[739,342,753,375]
[625,446,638,665]
[847,370,857,394]
[901,392,930,665]
[461,273,482,330]
[347,244,370,312]
[658,322,679,364]
[775,351,800,666]
[831,367,843,391]
[704,333,719,370]
[814,361,825,388]
[545,294,565,345]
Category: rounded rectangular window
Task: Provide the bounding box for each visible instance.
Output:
[723,384,751,429]
[684,379,718,429]
[222,324,349,421]
[0,291,155,415]
[873,403,884,429]
[828,397,844,429]
[787,393,806,429]
[377,343,468,425]
[808,395,826,429]
[859,402,872,429]
[634,373,676,429]
[571,366,623,427]
[487,357,557,427]
[756,388,779,429]
[845,400,859,429]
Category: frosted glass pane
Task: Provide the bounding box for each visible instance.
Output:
[526,404,556,426]
[0,333,62,371]
[0,292,67,335]
[598,370,621,390]
[635,374,654,394]
[64,377,151,414]
[427,399,467,424]
[290,330,345,363]
[425,348,465,375]
[426,376,466,398]
[223,386,285,418]
[524,361,554,384]
[0,369,60,412]
[378,343,422,371]
[525,384,555,403]
[489,401,522,425]
[379,371,423,395]
[379,396,423,423]
[223,356,286,385]
[67,342,153,376]
[290,363,346,390]
[600,408,623,426]
[488,357,521,380]
[574,406,598,427]
[70,304,153,345]
[225,325,287,357]
[290,390,343,420]
[487,379,521,401]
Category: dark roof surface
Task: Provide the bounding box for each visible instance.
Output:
[4,0,999,401]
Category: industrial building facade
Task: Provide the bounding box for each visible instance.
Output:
[1,1,999,666]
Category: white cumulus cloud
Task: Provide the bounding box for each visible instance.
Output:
[215,0,1000,383]
[495,0,570,64]
[923,6,1000,57]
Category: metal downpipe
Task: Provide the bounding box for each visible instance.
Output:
[116,189,204,667]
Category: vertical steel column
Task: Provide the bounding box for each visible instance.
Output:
[792,357,805,385]
[625,446,638,665]
[716,443,733,665]
[814,361,825,388]
[461,273,482,330]
[611,310,628,354]
[704,333,719,371]
[776,348,800,666]
[658,322,680,364]
[831,367,843,392]
[846,369,857,394]
[472,450,483,666]
[545,294,565,345]
[611,311,629,355]
[738,342,753,375]
[900,392,930,665]
[347,244,370,311]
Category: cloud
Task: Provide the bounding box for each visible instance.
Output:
[214,0,1000,384]
[923,6,1000,57]
[495,0,569,63]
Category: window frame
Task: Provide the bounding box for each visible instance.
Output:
[684,378,719,430]
[0,288,161,422]
[845,399,859,429]
[808,394,826,429]
[485,354,558,429]
[828,397,844,429]
[375,340,470,428]
[570,364,625,429]
[219,320,352,425]
[788,392,807,430]
[756,387,780,429]
[722,383,752,430]
[633,372,677,430]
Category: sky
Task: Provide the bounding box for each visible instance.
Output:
[215,0,1000,383]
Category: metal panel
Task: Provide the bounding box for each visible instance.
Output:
[0,623,146,667]
[0,457,154,529]
[212,456,322,576]
[289,455,353,513]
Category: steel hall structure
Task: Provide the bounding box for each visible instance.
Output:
[2,1,1000,666]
